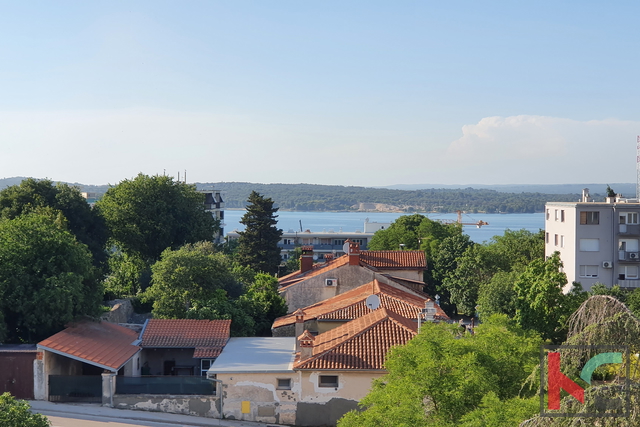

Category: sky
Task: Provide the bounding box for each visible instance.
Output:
[1,1,639,187]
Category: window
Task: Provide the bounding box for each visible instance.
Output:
[545,232,549,243]
[319,375,339,388]
[555,210,559,221]
[283,239,293,245]
[621,266,639,279]
[619,239,639,252]
[579,265,598,278]
[200,359,214,377]
[554,234,558,246]
[546,209,550,220]
[622,212,639,225]
[277,378,292,390]
[580,211,599,225]
[579,239,600,251]
[333,239,346,246]
[560,235,565,248]
[561,210,565,222]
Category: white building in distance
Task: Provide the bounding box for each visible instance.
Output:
[545,189,640,291]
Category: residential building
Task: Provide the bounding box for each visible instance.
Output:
[200,189,225,244]
[278,242,428,312]
[545,189,640,291]
[208,308,418,426]
[272,279,448,337]
[226,220,391,261]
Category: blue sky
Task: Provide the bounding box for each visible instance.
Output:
[1,1,639,186]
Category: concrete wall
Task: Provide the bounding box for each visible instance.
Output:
[113,394,220,418]
[216,372,298,425]
[123,354,142,377]
[42,350,83,401]
[296,371,383,427]
[33,358,45,400]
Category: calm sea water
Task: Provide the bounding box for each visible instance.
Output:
[224,211,545,244]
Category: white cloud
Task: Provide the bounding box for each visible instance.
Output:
[437,115,640,185]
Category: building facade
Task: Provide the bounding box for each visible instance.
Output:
[545,190,640,291]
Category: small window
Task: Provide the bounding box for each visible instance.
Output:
[561,210,565,222]
[319,375,339,388]
[579,265,598,278]
[580,211,599,225]
[560,235,565,248]
[545,232,549,243]
[546,209,550,220]
[277,378,292,390]
[200,359,214,377]
[626,213,639,225]
[554,234,558,246]
[579,239,600,251]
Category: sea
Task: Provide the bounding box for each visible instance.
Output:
[223,211,545,244]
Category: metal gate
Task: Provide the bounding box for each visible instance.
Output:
[48,375,102,403]
[0,352,36,399]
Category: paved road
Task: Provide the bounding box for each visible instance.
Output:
[29,401,284,427]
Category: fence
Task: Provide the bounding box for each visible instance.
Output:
[115,376,215,395]
[49,375,102,403]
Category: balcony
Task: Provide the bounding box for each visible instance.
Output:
[616,279,640,288]
[618,251,640,262]
[618,224,640,235]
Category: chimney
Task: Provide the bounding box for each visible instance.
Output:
[298,330,315,361]
[348,241,361,266]
[294,309,305,351]
[324,253,334,263]
[300,246,314,273]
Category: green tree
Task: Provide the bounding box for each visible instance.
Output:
[237,191,283,275]
[477,269,523,319]
[338,315,542,427]
[440,244,492,315]
[103,250,149,297]
[185,289,256,337]
[97,174,217,262]
[0,392,50,427]
[237,273,287,336]
[282,246,302,275]
[514,252,587,342]
[458,392,538,427]
[144,242,241,319]
[0,213,100,343]
[0,178,108,268]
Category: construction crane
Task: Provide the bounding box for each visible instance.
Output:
[456,210,489,228]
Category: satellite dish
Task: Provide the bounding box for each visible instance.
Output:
[365,294,380,310]
[342,241,350,254]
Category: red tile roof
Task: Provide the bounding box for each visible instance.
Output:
[294,308,417,370]
[38,321,140,372]
[359,251,426,270]
[140,319,231,352]
[272,279,448,329]
[278,250,426,289]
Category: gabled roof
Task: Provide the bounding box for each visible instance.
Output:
[294,308,417,370]
[278,250,426,289]
[38,321,140,372]
[359,251,426,270]
[272,279,448,329]
[140,319,231,358]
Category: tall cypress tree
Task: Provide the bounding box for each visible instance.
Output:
[237,191,283,275]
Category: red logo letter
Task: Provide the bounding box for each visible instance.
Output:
[548,352,584,410]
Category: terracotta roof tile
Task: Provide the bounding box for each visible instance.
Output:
[272,279,448,329]
[294,308,417,370]
[279,256,349,288]
[38,321,140,371]
[140,319,231,350]
[359,251,426,269]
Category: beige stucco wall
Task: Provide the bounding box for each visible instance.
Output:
[216,372,298,425]
[295,370,384,426]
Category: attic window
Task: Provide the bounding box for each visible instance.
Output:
[319,375,339,388]
[277,378,292,390]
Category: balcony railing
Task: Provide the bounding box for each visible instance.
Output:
[618,251,640,262]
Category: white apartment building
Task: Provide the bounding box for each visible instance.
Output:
[545,189,640,291]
